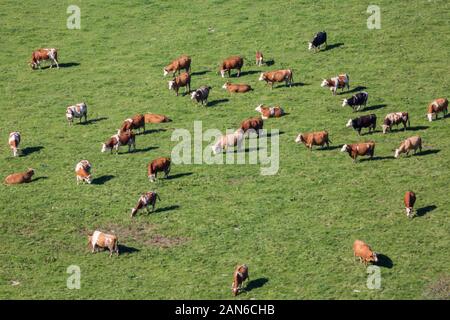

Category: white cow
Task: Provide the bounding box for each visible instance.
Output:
[66,102,88,124]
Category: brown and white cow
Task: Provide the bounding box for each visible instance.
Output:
[164,55,191,76]
[87,231,119,257]
[212,129,244,154]
[101,131,136,153]
[394,136,422,158]
[240,117,263,136]
[29,48,59,69]
[4,168,35,185]
[169,72,191,96]
[321,74,349,95]
[255,104,285,119]
[231,264,249,296]
[130,191,161,217]
[8,132,21,157]
[144,113,171,123]
[120,114,145,134]
[255,51,264,66]
[295,131,331,150]
[353,240,378,266]
[75,160,92,185]
[382,112,410,134]
[148,157,171,182]
[66,102,87,125]
[340,141,375,162]
[404,191,416,218]
[222,82,252,93]
[220,56,244,78]
[427,98,448,122]
[259,69,293,89]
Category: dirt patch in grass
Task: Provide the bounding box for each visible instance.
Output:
[423,275,450,300]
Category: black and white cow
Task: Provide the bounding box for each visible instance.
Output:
[66,102,88,124]
[309,31,327,52]
[191,86,211,105]
[342,92,369,111]
[346,114,377,135]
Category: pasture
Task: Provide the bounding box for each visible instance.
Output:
[0,0,449,299]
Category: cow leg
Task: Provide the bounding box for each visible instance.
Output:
[237,69,241,77]
[165,168,170,179]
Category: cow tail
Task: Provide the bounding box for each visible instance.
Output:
[54,50,58,62]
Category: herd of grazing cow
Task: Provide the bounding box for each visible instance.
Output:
[2,30,447,296]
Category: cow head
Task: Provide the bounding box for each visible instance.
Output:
[308,42,314,51]
[394,148,401,158]
[382,124,390,134]
[231,283,239,296]
[427,113,433,122]
[148,174,156,182]
[101,143,110,153]
[369,252,378,263]
[258,73,266,81]
[190,91,198,100]
[27,168,35,177]
[168,80,175,90]
[294,134,304,144]
[66,108,74,121]
[255,104,264,113]
[131,208,137,217]
[220,69,226,78]
[342,99,349,107]
[406,207,414,218]
[340,144,349,152]
[211,143,222,155]
[222,83,229,90]
[346,119,353,128]
[163,68,169,76]
[321,79,329,88]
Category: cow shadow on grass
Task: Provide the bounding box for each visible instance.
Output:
[323,43,344,51]
[167,172,193,180]
[191,70,209,76]
[42,62,80,69]
[118,244,139,255]
[265,131,285,138]
[362,104,387,111]
[416,149,440,156]
[80,117,108,125]
[341,86,367,95]
[323,145,343,151]
[153,205,180,214]
[407,125,429,131]
[207,99,229,107]
[91,175,114,185]
[142,128,167,135]
[274,82,308,89]
[375,254,393,269]
[416,205,437,217]
[239,70,261,77]
[130,146,159,154]
[21,146,44,156]
[244,278,269,292]
[264,59,275,66]
[32,176,48,183]
[360,155,395,162]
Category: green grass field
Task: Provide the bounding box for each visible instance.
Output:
[0,0,449,299]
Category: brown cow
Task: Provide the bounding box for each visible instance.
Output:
[222,82,252,93]
[255,51,263,66]
[169,72,191,96]
[231,264,249,296]
[164,55,191,76]
[144,113,171,123]
[259,69,293,89]
[8,132,21,157]
[382,112,410,134]
[240,117,263,136]
[427,98,448,122]
[353,240,378,266]
[148,157,171,182]
[340,142,375,162]
[404,191,416,218]
[87,231,119,257]
[101,131,136,153]
[120,114,145,134]
[75,160,92,184]
[255,104,284,119]
[220,56,244,78]
[295,131,331,150]
[4,168,35,185]
[131,191,161,217]
[394,136,422,158]
[29,48,59,69]
[321,74,349,95]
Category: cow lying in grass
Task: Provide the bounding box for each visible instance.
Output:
[4,168,35,185]
[144,113,171,123]
[222,82,252,93]
[255,105,284,119]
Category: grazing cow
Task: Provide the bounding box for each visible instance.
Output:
[88,231,119,257]
[191,86,212,105]
[321,74,349,95]
[353,240,378,266]
[66,102,88,125]
[148,157,171,182]
[259,69,293,89]
[231,264,249,296]
[75,160,92,185]
[295,131,331,150]
[346,114,377,135]
[340,142,375,162]
[120,114,145,134]
[144,113,171,123]
[308,31,327,52]
[255,51,264,66]
[212,129,244,154]
[342,92,369,111]
[130,192,161,217]
[404,191,416,218]
[427,98,448,122]
[164,55,191,76]
[168,72,191,96]
[220,56,244,78]
[8,132,21,157]
[255,104,285,119]
[222,82,252,93]
[4,168,35,185]
[240,117,263,136]
[101,131,136,154]
[382,112,410,134]
[29,48,59,69]
[394,136,422,158]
